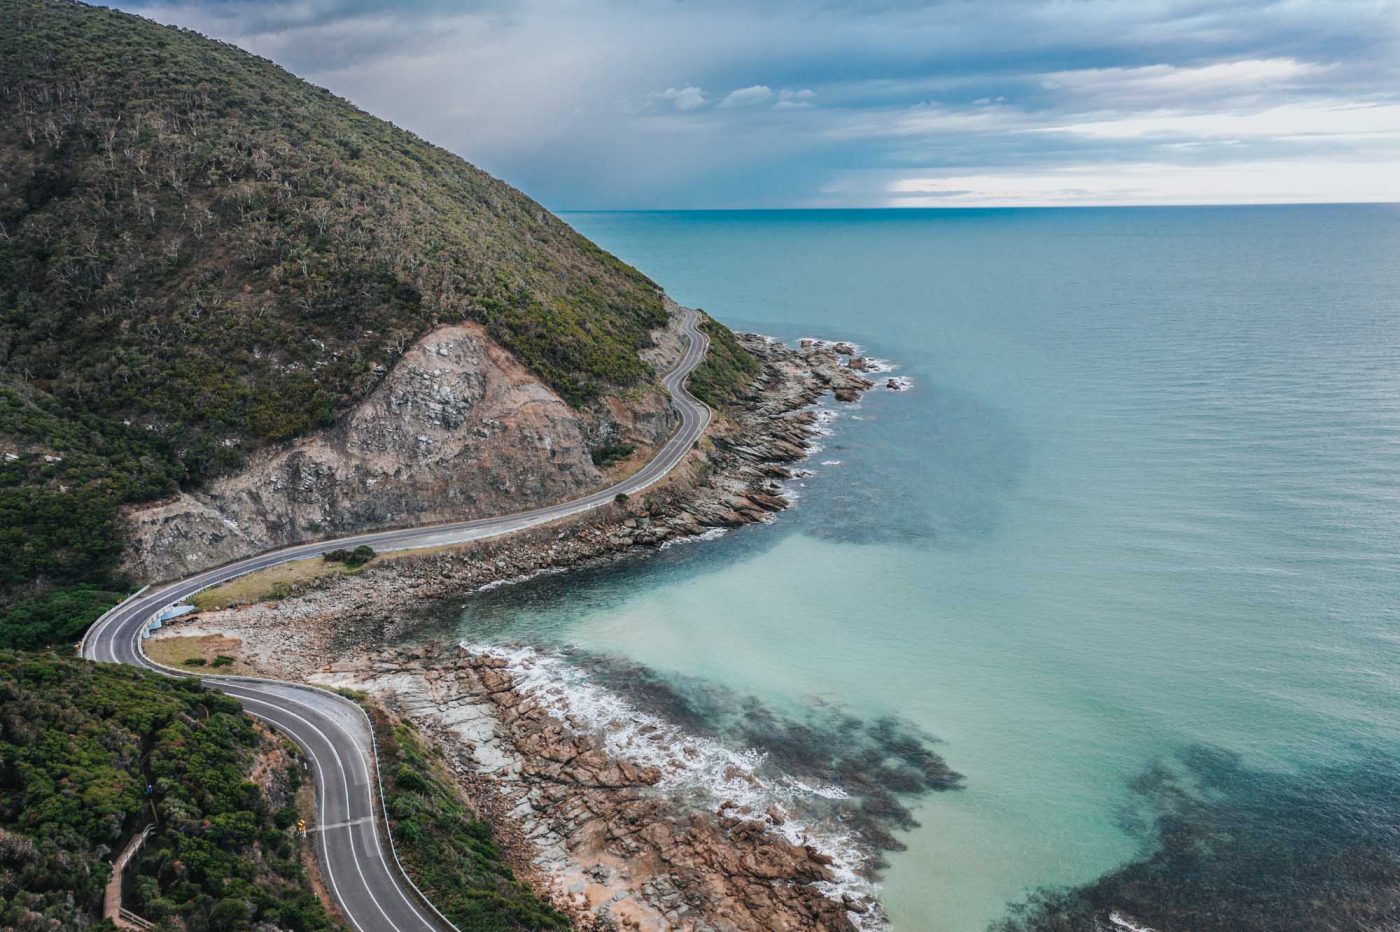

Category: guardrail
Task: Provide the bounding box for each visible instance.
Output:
[76,585,150,657]
[119,908,156,931]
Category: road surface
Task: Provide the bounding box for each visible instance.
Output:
[83,306,711,931]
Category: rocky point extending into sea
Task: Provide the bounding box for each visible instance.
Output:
[150,334,911,931]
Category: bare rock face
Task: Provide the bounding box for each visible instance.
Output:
[123,319,675,581]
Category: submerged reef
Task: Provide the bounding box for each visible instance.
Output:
[570,650,963,864]
[993,745,1400,932]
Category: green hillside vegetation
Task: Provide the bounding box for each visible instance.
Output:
[0,651,334,930]
[687,313,762,409]
[0,0,755,645]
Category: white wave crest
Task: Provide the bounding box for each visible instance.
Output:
[462,643,886,926]
[476,566,567,593]
[659,527,729,550]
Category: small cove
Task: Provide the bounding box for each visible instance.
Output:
[404,206,1400,930]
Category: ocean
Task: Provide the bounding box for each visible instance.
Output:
[406,206,1400,930]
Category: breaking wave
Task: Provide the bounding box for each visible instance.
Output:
[463,643,889,923]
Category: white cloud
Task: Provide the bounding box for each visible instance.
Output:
[721,84,774,107]
[876,157,1400,207]
[825,102,1021,140]
[717,85,815,110]
[776,88,816,110]
[1042,58,1333,103]
[1039,99,1400,142]
[653,85,709,111]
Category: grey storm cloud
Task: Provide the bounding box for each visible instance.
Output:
[116,0,1400,207]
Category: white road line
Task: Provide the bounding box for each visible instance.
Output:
[256,688,440,929]
[237,702,368,932]
[237,694,410,932]
[309,816,372,833]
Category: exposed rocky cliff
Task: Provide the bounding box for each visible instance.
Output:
[1,0,729,642]
[123,307,688,581]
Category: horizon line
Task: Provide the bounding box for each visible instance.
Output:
[557,201,1400,214]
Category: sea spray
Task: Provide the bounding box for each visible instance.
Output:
[1108,913,1157,932]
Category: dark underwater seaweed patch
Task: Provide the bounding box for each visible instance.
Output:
[992,745,1400,932]
[563,649,962,868]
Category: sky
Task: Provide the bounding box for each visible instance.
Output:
[116,0,1400,209]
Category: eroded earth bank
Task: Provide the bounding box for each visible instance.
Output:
[149,334,952,931]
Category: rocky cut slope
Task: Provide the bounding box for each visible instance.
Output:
[124,308,687,580]
[0,0,753,620]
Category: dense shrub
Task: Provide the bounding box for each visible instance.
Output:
[0,651,333,929]
[590,442,635,466]
[0,585,123,650]
[324,544,376,568]
[687,313,762,408]
[0,377,183,648]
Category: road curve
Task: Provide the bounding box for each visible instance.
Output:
[83,306,712,931]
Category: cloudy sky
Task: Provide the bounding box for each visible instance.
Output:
[117,0,1400,209]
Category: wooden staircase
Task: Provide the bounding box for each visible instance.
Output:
[104,825,156,930]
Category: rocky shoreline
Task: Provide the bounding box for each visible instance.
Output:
[323,646,869,931]
[150,334,907,930]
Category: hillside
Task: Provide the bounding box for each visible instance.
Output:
[0,0,756,640]
[0,651,334,930]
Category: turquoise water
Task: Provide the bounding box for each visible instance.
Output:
[422,207,1400,930]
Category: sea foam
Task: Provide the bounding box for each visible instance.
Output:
[462,643,887,926]
[659,527,729,550]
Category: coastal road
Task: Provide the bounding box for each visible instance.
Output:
[83,306,712,931]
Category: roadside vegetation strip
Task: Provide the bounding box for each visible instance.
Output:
[146,634,256,675]
[686,311,765,408]
[190,556,367,611]
[360,699,571,930]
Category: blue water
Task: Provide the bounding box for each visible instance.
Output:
[428,207,1400,929]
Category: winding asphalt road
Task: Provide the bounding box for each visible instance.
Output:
[83,307,711,931]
